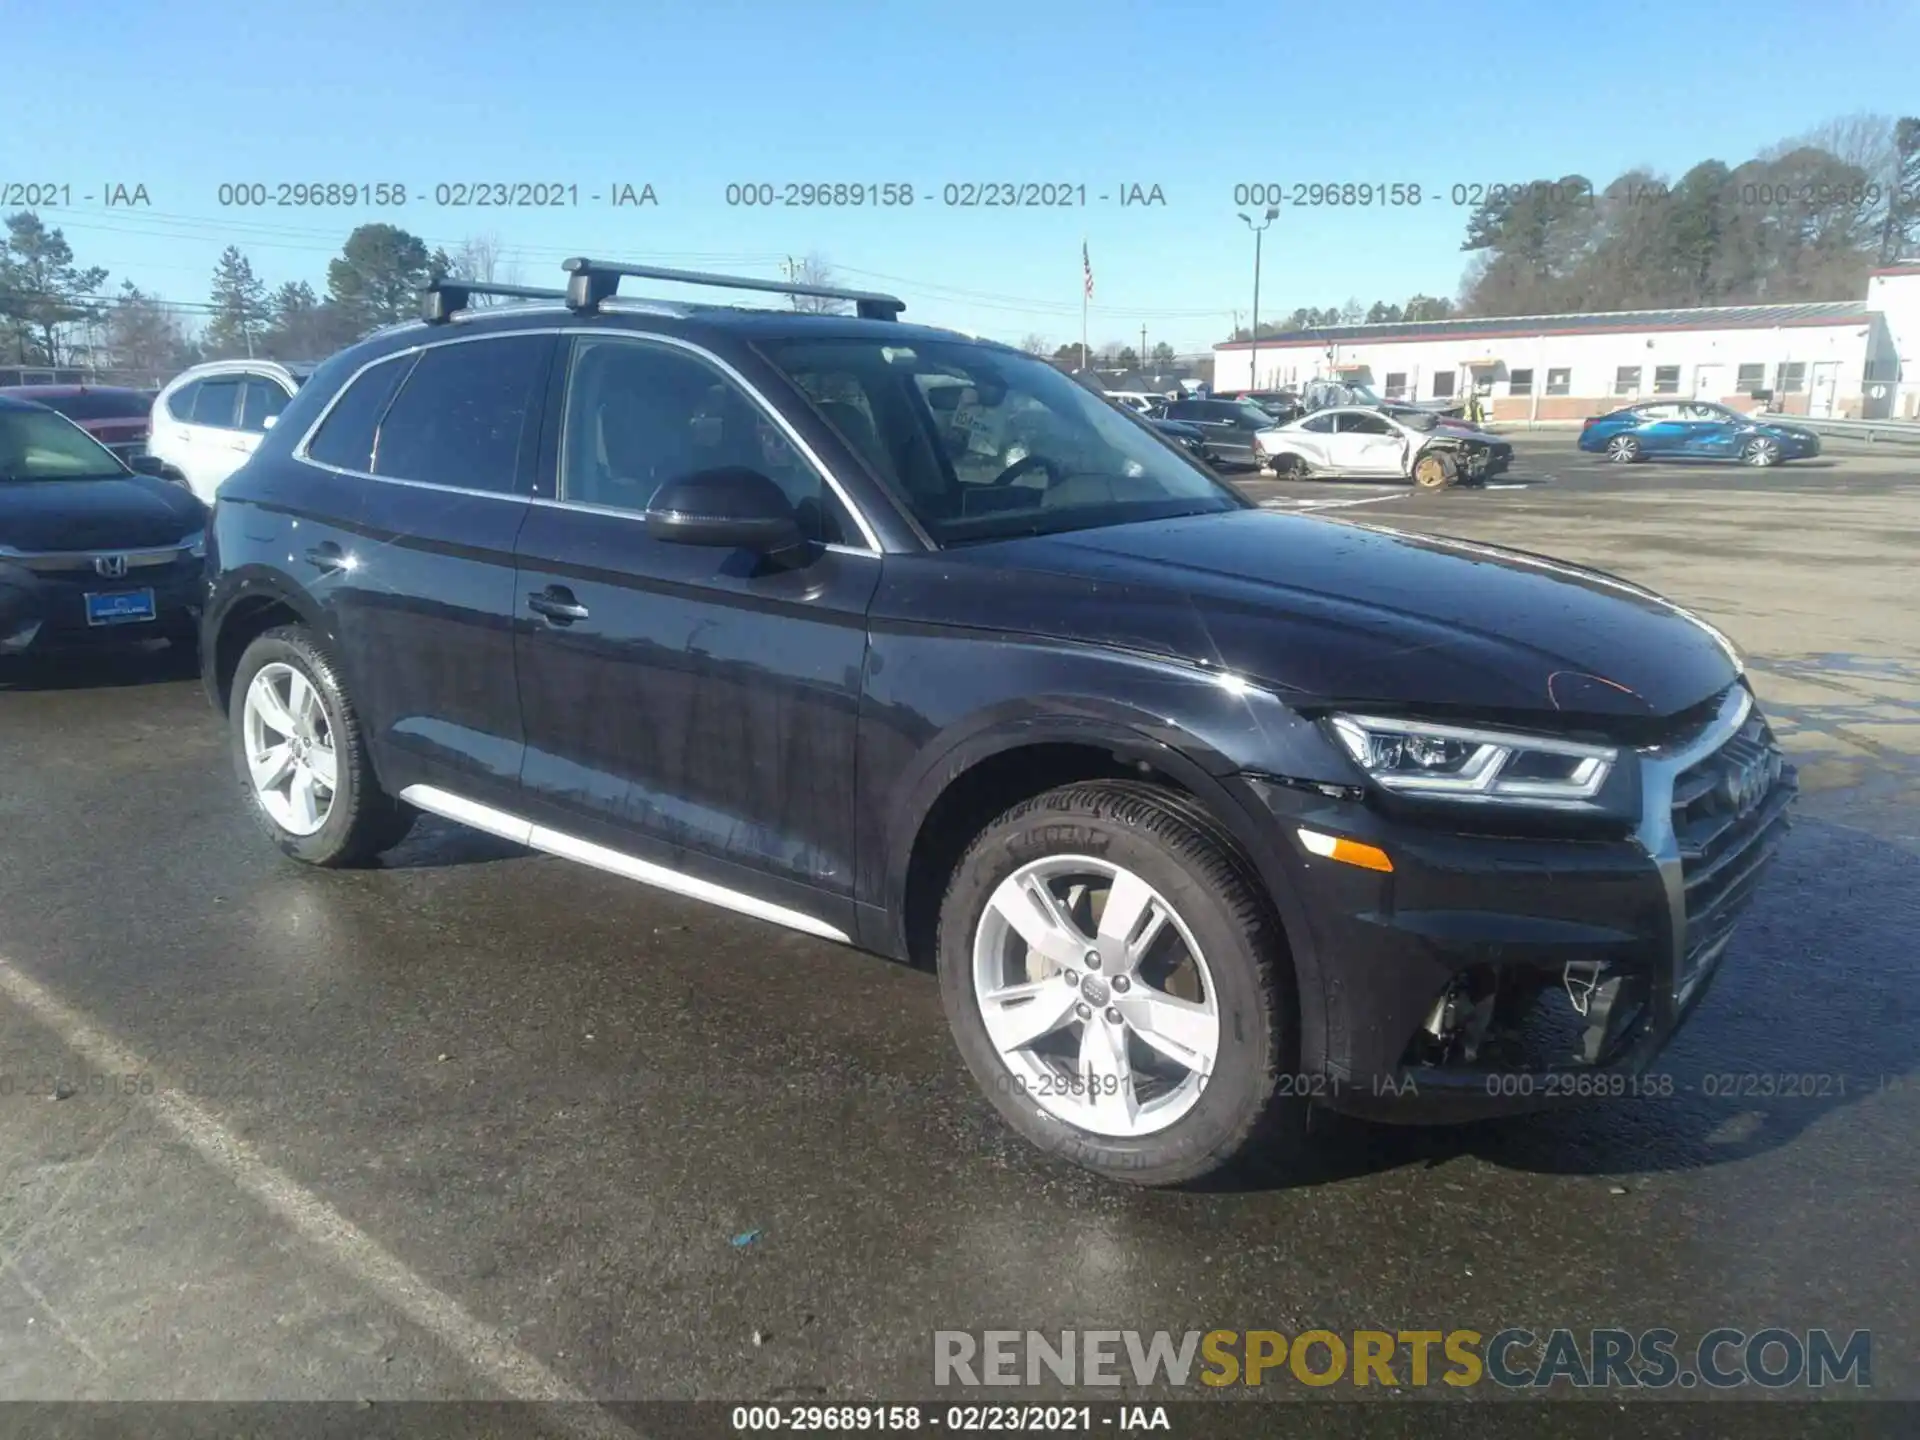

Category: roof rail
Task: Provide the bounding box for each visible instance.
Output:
[420,280,570,324]
[561,257,905,321]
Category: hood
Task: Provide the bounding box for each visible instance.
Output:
[1754,418,1818,439]
[928,509,1739,721]
[1427,423,1507,445]
[0,474,206,552]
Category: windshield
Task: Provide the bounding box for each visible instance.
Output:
[0,405,130,482]
[757,338,1246,545]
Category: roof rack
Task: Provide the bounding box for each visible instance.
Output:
[561,257,905,321]
[420,280,570,324]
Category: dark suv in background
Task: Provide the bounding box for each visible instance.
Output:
[200,259,1797,1186]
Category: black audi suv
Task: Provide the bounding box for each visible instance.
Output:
[199,259,1797,1186]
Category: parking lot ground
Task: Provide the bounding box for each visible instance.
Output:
[1,438,1916,1420]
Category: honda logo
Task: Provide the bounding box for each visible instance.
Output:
[93,554,129,579]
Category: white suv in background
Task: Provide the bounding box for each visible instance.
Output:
[148,360,315,504]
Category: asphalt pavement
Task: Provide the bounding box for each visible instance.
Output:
[1,436,1915,1428]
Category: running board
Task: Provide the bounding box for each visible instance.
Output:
[397,784,852,943]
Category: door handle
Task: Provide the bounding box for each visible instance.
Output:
[304,543,347,572]
[527,587,590,624]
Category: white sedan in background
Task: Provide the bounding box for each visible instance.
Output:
[1256,405,1514,488]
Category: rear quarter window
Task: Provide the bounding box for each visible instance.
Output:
[304,354,417,473]
[166,380,202,421]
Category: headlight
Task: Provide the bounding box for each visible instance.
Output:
[1328,713,1617,808]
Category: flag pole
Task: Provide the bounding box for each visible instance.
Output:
[1080,236,1089,372]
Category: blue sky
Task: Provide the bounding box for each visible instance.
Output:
[6,0,1917,353]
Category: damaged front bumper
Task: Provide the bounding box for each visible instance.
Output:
[1244,686,1797,1123]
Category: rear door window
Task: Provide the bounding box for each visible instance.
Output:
[191,378,243,428]
[371,336,553,494]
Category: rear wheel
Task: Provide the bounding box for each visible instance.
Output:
[230,625,415,866]
[937,781,1305,1187]
[1742,435,1782,467]
[1604,434,1642,464]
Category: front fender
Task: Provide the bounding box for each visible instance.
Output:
[858,631,1354,1074]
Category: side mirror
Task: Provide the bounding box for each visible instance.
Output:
[261,414,277,431]
[127,454,169,478]
[644,467,805,552]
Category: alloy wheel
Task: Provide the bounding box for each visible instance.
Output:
[1744,437,1780,466]
[971,855,1221,1138]
[1606,436,1638,463]
[242,661,338,836]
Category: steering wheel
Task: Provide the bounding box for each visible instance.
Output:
[988,452,1063,488]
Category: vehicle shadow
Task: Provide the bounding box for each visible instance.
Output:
[373,813,532,869]
[1625,457,1847,472]
[0,639,200,692]
[1203,816,1919,1194]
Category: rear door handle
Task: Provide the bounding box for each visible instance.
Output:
[527,587,590,624]
[304,543,347,572]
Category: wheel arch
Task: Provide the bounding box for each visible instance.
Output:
[205,569,329,714]
[885,711,1330,1074]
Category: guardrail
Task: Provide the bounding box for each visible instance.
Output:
[1490,415,1920,445]
[1754,414,1920,445]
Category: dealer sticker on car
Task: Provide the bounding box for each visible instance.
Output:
[85,588,157,625]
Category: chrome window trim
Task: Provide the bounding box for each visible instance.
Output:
[290,326,885,554]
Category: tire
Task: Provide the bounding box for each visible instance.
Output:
[1742,436,1782,467]
[1604,434,1642,464]
[1412,452,1453,489]
[936,780,1305,1187]
[228,624,416,866]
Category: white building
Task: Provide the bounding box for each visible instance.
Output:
[1214,263,1920,423]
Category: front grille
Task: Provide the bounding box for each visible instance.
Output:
[1669,706,1797,985]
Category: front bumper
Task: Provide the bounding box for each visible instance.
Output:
[1,550,202,653]
[1243,686,1796,1122]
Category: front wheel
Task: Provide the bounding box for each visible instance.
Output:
[1742,436,1782,467]
[1412,452,1453,489]
[229,625,416,866]
[936,781,1305,1187]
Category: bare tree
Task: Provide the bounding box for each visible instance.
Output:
[784,253,853,314]
[446,234,520,305]
[1019,333,1050,355]
[1783,112,1895,181]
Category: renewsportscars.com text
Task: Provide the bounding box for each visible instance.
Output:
[933,1328,1872,1390]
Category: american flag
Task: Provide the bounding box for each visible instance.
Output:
[1082,241,1093,301]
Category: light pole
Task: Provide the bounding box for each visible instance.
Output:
[1239,206,1278,392]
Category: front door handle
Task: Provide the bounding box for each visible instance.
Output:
[304,543,347,572]
[528,587,590,624]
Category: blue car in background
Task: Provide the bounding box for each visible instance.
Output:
[1578,401,1822,467]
